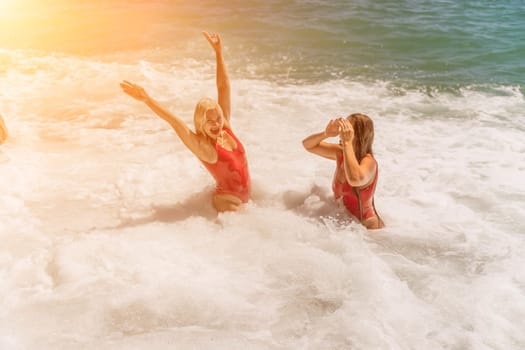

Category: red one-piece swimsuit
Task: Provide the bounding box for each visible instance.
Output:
[332,154,379,220]
[201,128,251,202]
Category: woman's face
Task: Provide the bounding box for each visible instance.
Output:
[203,108,224,139]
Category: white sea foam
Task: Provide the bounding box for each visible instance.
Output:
[1,49,525,349]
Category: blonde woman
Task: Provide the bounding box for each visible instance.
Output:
[0,114,7,144]
[121,32,250,212]
[303,114,384,229]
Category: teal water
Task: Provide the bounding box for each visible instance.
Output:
[192,0,525,87]
[2,0,523,88]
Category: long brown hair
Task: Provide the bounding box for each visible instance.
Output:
[348,113,374,162]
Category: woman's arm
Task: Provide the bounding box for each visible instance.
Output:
[0,115,7,144]
[338,119,376,187]
[203,32,231,122]
[302,119,341,160]
[120,81,210,160]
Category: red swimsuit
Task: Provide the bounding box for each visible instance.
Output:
[332,154,379,220]
[201,128,251,202]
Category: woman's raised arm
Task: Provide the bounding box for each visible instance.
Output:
[202,32,231,123]
[120,81,209,160]
[302,119,341,160]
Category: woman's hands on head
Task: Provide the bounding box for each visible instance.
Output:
[337,118,354,143]
[325,117,354,142]
[325,119,341,137]
[120,81,150,103]
[202,31,222,53]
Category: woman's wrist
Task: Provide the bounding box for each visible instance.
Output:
[143,94,153,105]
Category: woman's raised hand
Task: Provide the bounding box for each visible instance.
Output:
[338,118,354,143]
[120,81,150,103]
[202,31,222,53]
[325,119,341,137]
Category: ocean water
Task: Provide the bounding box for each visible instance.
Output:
[1,1,524,349]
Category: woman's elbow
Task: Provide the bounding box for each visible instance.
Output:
[302,139,314,150]
[302,140,308,150]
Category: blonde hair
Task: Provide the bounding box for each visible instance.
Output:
[348,113,375,162]
[193,97,222,135]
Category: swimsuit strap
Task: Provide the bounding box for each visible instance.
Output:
[220,127,242,152]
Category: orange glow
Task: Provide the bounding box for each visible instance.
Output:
[0,1,168,54]
[0,0,37,16]
[0,0,15,10]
